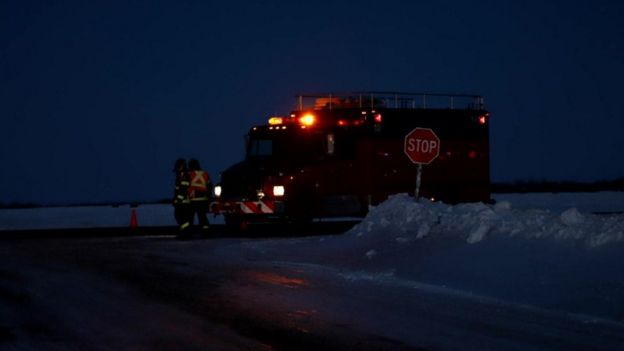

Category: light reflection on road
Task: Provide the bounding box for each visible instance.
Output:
[244,270,309,288]
[234,269,320,335]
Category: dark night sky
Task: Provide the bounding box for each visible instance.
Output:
[1,0,623,205]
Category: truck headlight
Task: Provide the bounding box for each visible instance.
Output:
[214,185,222,197]
[273,185,285,197]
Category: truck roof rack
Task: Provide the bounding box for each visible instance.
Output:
[295,91,485,111]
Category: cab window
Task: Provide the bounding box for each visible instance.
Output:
[248,139,272,157]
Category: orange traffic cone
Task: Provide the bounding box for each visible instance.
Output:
[130,208,138,229]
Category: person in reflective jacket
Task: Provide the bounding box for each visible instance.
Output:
[172,158,191,231]
[186,158,211,232]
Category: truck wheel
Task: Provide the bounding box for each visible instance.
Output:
[224,215,247,231]
[287,202,313,229]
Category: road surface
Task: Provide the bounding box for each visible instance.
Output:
[1,225,623,350]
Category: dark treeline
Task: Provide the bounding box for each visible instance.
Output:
[0,202,40,209]
[1,180,623,209]
[0,201,159,210]
[492,177,624,194]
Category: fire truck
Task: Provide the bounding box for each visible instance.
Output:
[211,92,490,226]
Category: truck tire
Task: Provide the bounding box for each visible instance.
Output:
[286,191,314,228]
[224,214,247,231]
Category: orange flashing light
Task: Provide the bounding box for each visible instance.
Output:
[268,117,284,125]
[299,113,315,126]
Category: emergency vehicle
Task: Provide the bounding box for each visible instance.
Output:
[211,92,490,226]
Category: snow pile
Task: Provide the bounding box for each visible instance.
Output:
[350,193,624,247]
[326,193,624,320]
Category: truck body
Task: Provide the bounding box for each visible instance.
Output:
[211,92,490,225]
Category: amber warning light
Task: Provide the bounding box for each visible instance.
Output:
[268,117,284,125]
[299,113,315,126]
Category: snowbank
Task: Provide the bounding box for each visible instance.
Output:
[322,193,624,320]
[351,193,624,247]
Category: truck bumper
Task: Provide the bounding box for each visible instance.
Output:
[210,200,284,215]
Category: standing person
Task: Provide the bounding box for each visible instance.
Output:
[187,158,211,233]
[172,158,191,232]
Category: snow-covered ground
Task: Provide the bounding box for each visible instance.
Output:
[1,192,624,349]
[311,193,624,319]
[0,192,622,231]
[0,204,180,230]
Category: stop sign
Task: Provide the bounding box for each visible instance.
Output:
[404,128,440,164]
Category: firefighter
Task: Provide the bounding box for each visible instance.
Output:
[187,158,211,232]
[172,158,191,232]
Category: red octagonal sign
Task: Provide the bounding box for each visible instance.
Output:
[404,127,441,164]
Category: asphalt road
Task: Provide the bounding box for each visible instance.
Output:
[0,223,422,351]
[2,225,624,351]
[0,221,358,239]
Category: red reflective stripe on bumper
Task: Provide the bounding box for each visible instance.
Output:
[240,201,275,214]
[211,201,277,214]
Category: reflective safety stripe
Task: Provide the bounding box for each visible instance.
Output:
[190,171,208,191]
[180,181,190,186]
[179,222,190,230]
[188,170,210,200]
[174,196,190,204]
[202,225,210,230]
[239,201,276,214]
[210,200,279,215]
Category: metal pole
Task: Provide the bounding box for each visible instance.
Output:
[415,164,423,202]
